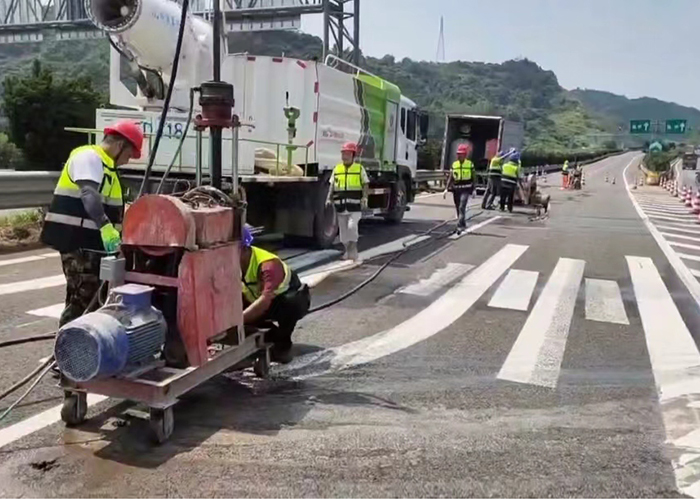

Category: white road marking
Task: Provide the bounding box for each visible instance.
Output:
[648,213,697,223]
[641,207,695,217]
[0,394,108,450]
[27,303,64,319]
[690,268,700,278]
[584,278,629,325]
[655,224,700,236]
[487,269,538,311]
[676,253,700,263]
[670,241,700,252]
[359,234,431,261]
[660,232,700,244]
[0,274,65,296]
[626,255,700,498]
[448,215,501,240]
[497,258,585,388]
[276,243,529,379]
[397,262,474,297]
[0,252,58,268]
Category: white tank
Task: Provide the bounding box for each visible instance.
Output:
[85,0,216,108]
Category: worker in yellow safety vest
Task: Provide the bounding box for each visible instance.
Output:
[444,143,474,234]
[482,148,512,210]
[40,120,143,327]
[326,142,369,261]
[499,150,522,213]
[240,224,310,364]
[562,159,570,189]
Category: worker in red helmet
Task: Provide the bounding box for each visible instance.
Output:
[41,120,144,327]
[444,143,474,234]
[326,141,369,261]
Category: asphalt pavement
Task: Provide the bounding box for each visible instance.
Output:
[1,152,699,497]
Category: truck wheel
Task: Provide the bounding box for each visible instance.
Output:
[313,201,338,249]
[384,180,407,224]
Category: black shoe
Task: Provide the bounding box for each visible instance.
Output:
[271,346,294,364]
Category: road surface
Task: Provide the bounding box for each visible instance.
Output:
[0,152,699,497]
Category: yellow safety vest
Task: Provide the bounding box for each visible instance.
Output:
[452,160,474,185]
[488,155,503,176]
[333,162,365,212]
[563,161,569,172]
[242,246,291,304]
[41,145,124,253]
[501,161,520,185]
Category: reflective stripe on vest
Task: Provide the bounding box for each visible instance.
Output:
[242,246,291,304]
[488,156,503,176]
[41,145,124,253]
[452,160,473,184]
[333,162,365,211]
[501,161,520,184]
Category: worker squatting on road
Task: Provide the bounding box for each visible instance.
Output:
[40,120,144,327]
[326,142,369,261]
[499,151,522,213]
[240,225,311,364]
[444,144,474,233]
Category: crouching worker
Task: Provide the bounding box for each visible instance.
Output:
[240,224,311,364]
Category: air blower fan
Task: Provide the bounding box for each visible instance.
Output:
[55,284,167,382]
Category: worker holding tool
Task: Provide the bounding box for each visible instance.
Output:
[499,150,522,213]
[240,225,310,364]
[444,143,474,233]
[482,148,512,210]
[326,142,369,261]
[40,120,143,327]
[561,159,570,189]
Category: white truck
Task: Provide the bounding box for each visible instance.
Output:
[440,114,524,192]
[81,0,428,247]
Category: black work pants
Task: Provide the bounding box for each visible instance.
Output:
[482,176,501,208]
[500,183,516,212]
[261,273,310,351]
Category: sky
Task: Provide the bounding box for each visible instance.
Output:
[300,0,700,110]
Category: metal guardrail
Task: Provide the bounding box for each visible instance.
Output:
[0,170,58,210]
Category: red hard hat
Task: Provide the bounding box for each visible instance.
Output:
[104,120,144,159]
[341,142,358,154]
[457,144,469,154]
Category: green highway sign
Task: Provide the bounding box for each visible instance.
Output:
[630,120,651,134]
[666,119,687,134]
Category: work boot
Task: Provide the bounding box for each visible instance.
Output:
[271,345,294,364]
[348,241,360,262]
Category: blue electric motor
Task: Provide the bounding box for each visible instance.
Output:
[55,284,167,382]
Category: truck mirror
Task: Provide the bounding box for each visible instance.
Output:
[419,113,430,141]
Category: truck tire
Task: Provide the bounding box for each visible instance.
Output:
[384,180,407,224]
[313,201,338,248]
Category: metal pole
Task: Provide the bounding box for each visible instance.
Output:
[195,128,203,186]
[353,0,360,66]
[231,126,239,194]
[210,0,223,189]
[337,2,344,58]
[323,0,330,60]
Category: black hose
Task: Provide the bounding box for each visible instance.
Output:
[0,360,55,423]
[0,356,54,402]
[0,334,55,349]
[156,87,197,195]
[137,0,191,198]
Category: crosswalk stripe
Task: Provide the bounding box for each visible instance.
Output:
[641,206,695,216]
[27,303,63,319]
[0,252,58,268]
[660,232,700,243]
[487,269,538,311]
[397,263,474,297]
[690,268,700,278]
[637,201,691,209]
[584,278,629,325]
[643,209,696,219]
[448,215,501,240]
[626,255,700,498]
[497,258,585,388]
[0,274,65,296]
[648,213,697,223]
[655,224,700,235]
[669,241,700,252]
[676,253,700,263]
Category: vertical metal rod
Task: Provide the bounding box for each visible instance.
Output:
[353,0,360,66]
[195,128,203,186]
[213,0,221,82]
[210,0,223,189]
[231,126,239,194]
[337,2,344,57]
[323,0,330,60]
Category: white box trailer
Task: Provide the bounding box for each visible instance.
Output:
[92,54,427,247]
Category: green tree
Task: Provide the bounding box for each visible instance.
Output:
[2,60,103,170]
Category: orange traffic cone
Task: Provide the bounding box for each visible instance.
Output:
[691,192,700,214]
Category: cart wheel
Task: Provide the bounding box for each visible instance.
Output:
[254,352,270,379]
[149,407,174,444]
[60,391,87,426]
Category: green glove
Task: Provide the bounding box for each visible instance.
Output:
[99,223,121,254]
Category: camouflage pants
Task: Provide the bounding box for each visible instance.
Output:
[59,250,102,327]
